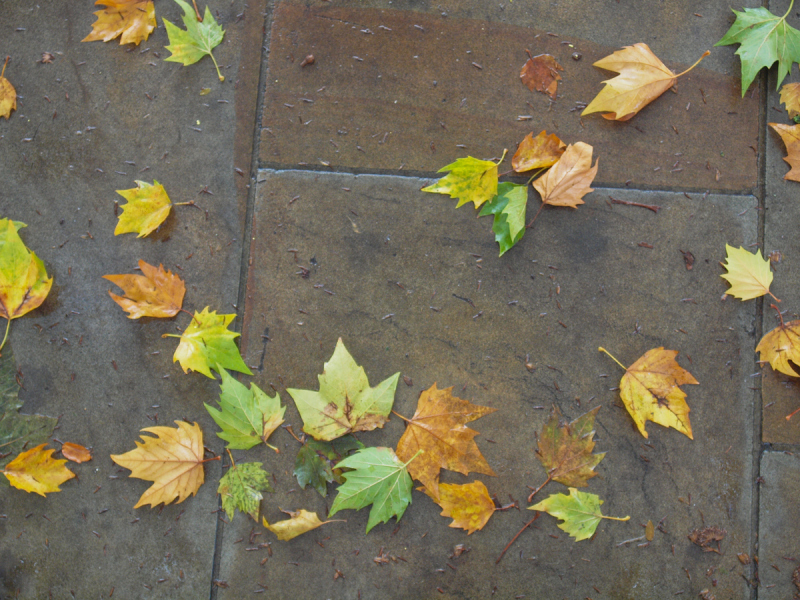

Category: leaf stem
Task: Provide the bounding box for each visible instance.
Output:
[525,202,545,229]
[525,168,546,186]
[1,56,8,79]
[771,303,785,328]
[0,319,11,354]
[601,514,631,522]
[402,449,424,468]
[226,448,235,467]
[598,347,627,371]
[526,473,552,503]
[785,0,796,20]
[201,455,221,464]
[191,0,203,21]
[769,290,782,303]
[786,406,800,421]
[496,512,540,564]
[495,148,508,166]
[209,51,224,82]
[673,50,711,79]
[391,410,411,423]
[265,441,280,454]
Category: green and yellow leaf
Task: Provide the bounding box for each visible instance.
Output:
[422,156,501,209]
[529,488,629,541]
[2,444,75,496]
[114,180,172,238]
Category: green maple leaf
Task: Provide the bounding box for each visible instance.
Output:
[422,155,503,209]
[294,436,364,496]
[218,460,272,521]
[205,368,284,450]
[328,447,416,533]
[529,488,629,541]
[164,307,252,379]
[0,346,57,473]
[478,182,528,256]
[716,4,800,96]
[287,339,399,441]
[163,0,225,81]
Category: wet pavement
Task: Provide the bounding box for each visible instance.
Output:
[1,0,798,598]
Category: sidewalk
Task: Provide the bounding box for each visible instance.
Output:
[1,1,798,598]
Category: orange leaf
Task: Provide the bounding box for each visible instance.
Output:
[82,0,156,46]
[110,421,206,508]
[512,131,566,173]
[770,123,800,182]
[2,444,75,496]
[532,142,598,208]
[520,54,563,100]
[757,319,800,377]
[0,57,16,120]
[780,83,800,118]
[61,442,92,463]
[104,260,186,319]
[421,480,495,534]
[395,383,496,500]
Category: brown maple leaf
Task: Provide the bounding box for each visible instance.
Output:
[394,383,496,500]
[39,52,55,64]
[520,53,563,100]
[512,131,565,173]
[770,123,800,182]
[688,526,725,554]
[532,142,598,209]
[420,480,495,534]
[103,260,186,319]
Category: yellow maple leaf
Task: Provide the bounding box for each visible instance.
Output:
[600,347,698,439]
[422,152,506,209]
[110,421,207,508]
[780,83,800,118]
[2,444,75,496]
[582,44,709,121]
[512,131,565,173]
[114,180,172,238]
[104,260,186,319]
[262,509,341,541]
[532,142,598,208]
[395,383,496,500]
[757,312,800,377]
[0,57,16,120]
[421,480,495,534]
[720,244,777,301]
[82,0,156,46]
[770,123,800,182]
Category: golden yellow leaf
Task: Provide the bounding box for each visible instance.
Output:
[110,421,206,508]
[114,180,172,238]
[61,442,92,463]
[262,509,340,541]
[421,156,502,210]
[720,244,776,301]
[421,480,495,534]
[520,54,563,100]
[780,83,800,118]
[104,260,186,319]
[600,347,698,439]
[532,142,598,208]
[2,444,75,496]
[395,383,496,500]
[0,57,16,120]
[582,44,708,121]
[82,0,156,46]
[770,123,800,182]
[757,317,800,377]
[512,131,565,173]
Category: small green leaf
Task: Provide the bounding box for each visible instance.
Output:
[293,436,364,496]
[422,156,500,209]
[218,461,272,521]
[329,447,414,533]
[205,368,284,450]
[529,488,629,541]
[163,0,225,81]
[478,182,528,256]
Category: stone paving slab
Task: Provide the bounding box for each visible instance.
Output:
[758,451,800,599]
[0,0,266,597]
[216,170,757,598]
[260,0,759,191]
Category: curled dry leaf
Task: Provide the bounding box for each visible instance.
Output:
[61,442,92,463]
[2,444,75,496]
[532,142,598,208]
[780,83,800,118]
[104,260,186,319]
[114,180,172,238]
[720,244,775,301]
[0,57,16,119]
[688,526,726,554]
[263,509,339,541]
[512,131,565,173]
[769,123,800,182]
[82,0,156,46]
[520,54,563,100]
[421,480,495,534]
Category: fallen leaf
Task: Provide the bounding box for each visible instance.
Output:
[293,435,364,496]
[512,131,566,172]
[780,83,800,118]
[0,57,16,119]
[114,180,172,238]
[287,338,399,441]
[680,250,695,271]
[218,460,272,521]
[421,480,495,534]
[61,442,92,463]
[164,307,252,379]
[421,155,502,210]
[263,509,338,541]
[0,346,57,470]
[600,346,698,439]
[756,318,800,377]
[737,552,751,565]
[535,405,605,489]
[688,526,726,553]
[39,53,55,64]
[520,54,563,100]
[769,123,800,182]
[532,142,598,208]
[478,182,527,256]
[716,6,800,95]
[82,0,156,46]
[583,44,708,120]
[395,383,496,500]
[110,421,206,508]
[164,0,226,82]
[2,444,75,496]
[720,244,776,301]
[205,367,284,449]
[529,488,629,541]
[645,519,655,541]
[103,260,186,319]
[793,565,800,592]
[699,589,716,600]
[329,446,416,533]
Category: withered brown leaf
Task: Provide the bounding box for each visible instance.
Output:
[520,54,563,100]
[688,526,725,554]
